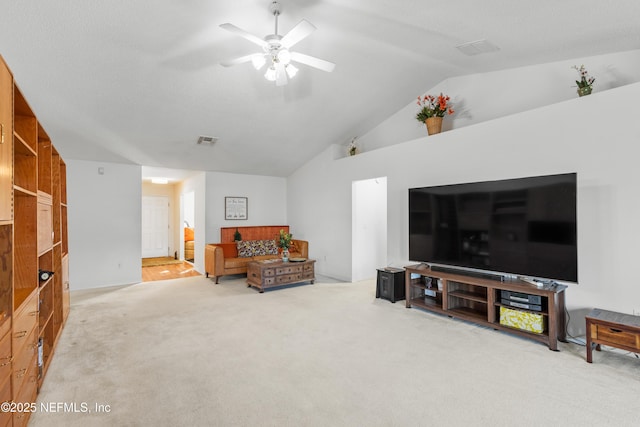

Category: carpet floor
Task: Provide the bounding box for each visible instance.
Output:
[31,276,640,427]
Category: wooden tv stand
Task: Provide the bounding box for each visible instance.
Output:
[404,265,568,351]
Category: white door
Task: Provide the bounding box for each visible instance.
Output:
[352,177,387,281]
[142,196,169,258]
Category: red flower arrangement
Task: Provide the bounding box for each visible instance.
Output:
[415,93,455,122]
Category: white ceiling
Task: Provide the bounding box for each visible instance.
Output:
[1,0,639,177]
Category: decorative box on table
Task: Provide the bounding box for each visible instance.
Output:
[499,306,546,334]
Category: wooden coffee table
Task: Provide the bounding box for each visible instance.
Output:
[247,259,316,293]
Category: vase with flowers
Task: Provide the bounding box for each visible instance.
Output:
[277,229,293,262]
[573,64,595,97]
[415,93,454,135]
[348,136,358,156]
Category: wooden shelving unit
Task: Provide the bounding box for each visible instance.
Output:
[405,264,567,351]
[0,56,13,427]
[0,54,70,427]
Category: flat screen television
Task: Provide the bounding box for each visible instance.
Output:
[409,173,577,283]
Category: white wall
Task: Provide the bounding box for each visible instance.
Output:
[289,75,640,334]
[288,145,354,280]
[67,166,286,289]
[356,49,640,154]
[183,191,195,227]
[204,172,287,243]
[178,173,206,273]
[67,159,142,289]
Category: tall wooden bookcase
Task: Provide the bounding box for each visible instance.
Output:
[0,55,70,427]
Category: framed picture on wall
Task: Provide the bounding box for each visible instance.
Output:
[225,197,248,220]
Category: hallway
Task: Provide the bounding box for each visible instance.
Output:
[141,261,201,282]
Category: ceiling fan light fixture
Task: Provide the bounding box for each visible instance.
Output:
[252,54,267,70]
[276,48,291,65]
[220,0,335,86]
[285,63,298,79]
[264,66,277,81]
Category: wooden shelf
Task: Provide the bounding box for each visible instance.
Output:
[38,276,53,288]
[37,200,53,255]
[13,136,37,194]
[39,310,53,333]
[59,160,67,205]
[0,225,11,338]
[409,297,443,311]
[13,85,36,143]
[61,205,68,255]
[14,191,37,309]
[13,118,37,153]
[405,265,567,351]
[37,125,52,190]
[52,149,61,245]
[52,244,63,339]
[13,185,37,197]
[2,56,69,422]
[410,283,442,292]
[449,290,487,303]
[447,306,487,323]
[13,132,37,156]
[13,287,37,312]
[494,321,547,337]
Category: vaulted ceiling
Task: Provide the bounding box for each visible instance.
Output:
[1,1,638,177]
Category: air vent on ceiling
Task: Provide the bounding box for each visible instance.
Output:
[456,39,500,56]
[197,135,218,145]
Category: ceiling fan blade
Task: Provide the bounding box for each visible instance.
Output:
[220,23,267,48]
[290,52,336,73]
[280,19,316,49]
[275,62,288,86]
[219,54,256,67]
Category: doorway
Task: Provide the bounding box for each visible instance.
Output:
[141,196,169,258]
[352,177,387,281]
[181,191,195,262]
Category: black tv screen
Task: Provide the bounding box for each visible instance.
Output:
[409,173,577,282]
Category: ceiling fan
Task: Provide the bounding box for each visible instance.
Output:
[219,1,335,86]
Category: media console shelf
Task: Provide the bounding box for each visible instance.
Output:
[404,264,568,350]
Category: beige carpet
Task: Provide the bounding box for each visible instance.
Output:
[141,257,183,267]
[32,276,640,426]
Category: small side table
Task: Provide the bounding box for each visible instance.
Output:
[376,268,405,303]
[585,308,640,363]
